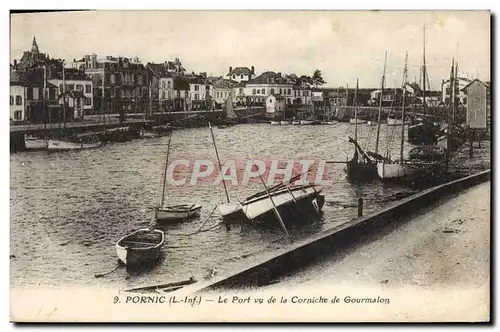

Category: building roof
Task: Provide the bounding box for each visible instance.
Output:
[147,63,171,78]
[173,76,190,90]
[248,71,289,85]
[58,90,86,99]
[228,66,253,76]
[461,78,490,91]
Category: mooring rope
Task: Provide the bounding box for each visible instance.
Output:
[94,264,121,278]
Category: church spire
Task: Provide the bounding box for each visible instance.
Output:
[31,35,39,54]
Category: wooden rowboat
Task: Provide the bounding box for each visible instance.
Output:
[155,204,202,222]
[116,228,165,268]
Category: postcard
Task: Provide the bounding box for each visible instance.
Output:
[9,9,490,323]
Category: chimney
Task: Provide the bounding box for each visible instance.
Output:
[277,72,281,77]
[13,59,17,68]
[229,66,232,74]
[251,66,255,74]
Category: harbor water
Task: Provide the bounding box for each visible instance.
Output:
[11,123,416,289]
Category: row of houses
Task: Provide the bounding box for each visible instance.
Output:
[9,36,485,123]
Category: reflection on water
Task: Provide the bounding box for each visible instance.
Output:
[10,123,410,289]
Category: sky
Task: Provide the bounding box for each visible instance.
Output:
[10,10,490,90]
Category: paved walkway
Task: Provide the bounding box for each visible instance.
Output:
[202,182,490,322]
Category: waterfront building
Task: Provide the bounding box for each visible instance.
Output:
[10,80,25,122]
[83,54,148,117]
[441,76,471,106]
[462,79,490,129]
[265,94,286,114]
[246,71,294,106]
[225,66,256,83]
[187,74,209,110]
[49,68,94,116]
[19,68,61,123]
[210,77,238,108]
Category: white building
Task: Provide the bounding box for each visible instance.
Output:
[441,77,471,106]
[266,95,286,114]
[159,76,175,101]
[10,82,24,122]
[49,71,93,112]
[225,66,256,83]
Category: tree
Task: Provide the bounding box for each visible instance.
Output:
[312,69,326,87]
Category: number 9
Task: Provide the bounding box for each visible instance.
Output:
[113,296,119,304]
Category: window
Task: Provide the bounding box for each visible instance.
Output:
[252,89,256,95]
[240,75,243,79]
[195,85,199,91]
[279,88,282,94]
[168,92,171,100]
[269,99,273,103]
[288,89,291,95]
[262,88,266,94]
[162,81,166,89]
[177,90,181,98]
[84,97,92,106]
[10,96,13,105]
[110,74,116,84]
[195,94,199,100]
[257,89,260,94]
[14,110,22,120]
[270,88,275,94]
[85,85,92,93]
[232,75,236,79]
[239,88,243,95]
[67,84,75,91]
[76,84,84,91]
[15,96,22,105]
[162,91,165,100]
[167,81,171,89]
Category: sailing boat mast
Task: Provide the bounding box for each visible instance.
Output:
[453,60,459,123]
[422,25,427,119]
[400,52,408,164]
[160,134,172,208]
[354,79,359,142]
[449,58,455,125]
[375,51,387,156]
[209,122,230,203]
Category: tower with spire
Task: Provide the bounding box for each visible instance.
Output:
[17,34,48,73]
[31,35,39,54]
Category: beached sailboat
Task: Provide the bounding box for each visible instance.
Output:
[116,228,165,268]
[407,26,439,145]
[155,134,202,222]
[218,94,238,128]
[344,74,382,181]
[377,52,447,182]
[219,182,324,225]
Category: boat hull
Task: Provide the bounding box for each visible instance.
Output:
[407,122,438,145]
[291,121,301,125]
[219,185,324,226]
[116,229,164,268]
[387,117,403,126]
[300,120,314,125]
[25,137,48,150]
[350,118,367,124]
[270,121,281,125]
[280,121,291,125]
[345,160,378,182]
[47,140,102,151]
[155,204,202,222]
